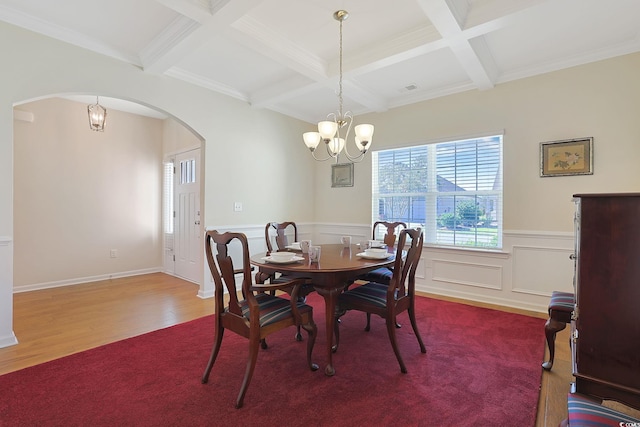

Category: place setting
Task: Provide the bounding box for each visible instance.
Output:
[261,251,305,264]
[356,248,393,260]
[355,239,392,259]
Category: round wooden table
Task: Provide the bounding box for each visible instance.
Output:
[250,243,396,376]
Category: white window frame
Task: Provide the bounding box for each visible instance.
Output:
[163,160,174,235]
[372,134,503,250]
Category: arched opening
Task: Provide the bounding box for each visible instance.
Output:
[12,94,205,294]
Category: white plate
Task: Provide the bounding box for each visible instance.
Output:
[262,255,305,264]
[356,252,392,260]
[285,243,302,251]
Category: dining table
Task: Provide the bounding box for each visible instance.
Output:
[250,243,397,376]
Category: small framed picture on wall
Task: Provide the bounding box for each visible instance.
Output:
[331,163,354,187]
[540,137,593,177]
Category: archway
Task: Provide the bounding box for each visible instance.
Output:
[12,94,205,306]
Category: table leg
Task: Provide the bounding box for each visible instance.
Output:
[315,286,343,376]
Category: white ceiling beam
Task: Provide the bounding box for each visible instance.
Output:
[230,15,328,82]
[417,0,496,90]
[154,0,213,23]
[249,76,322,109]
[142,0,263,74]
[0,3,140,65]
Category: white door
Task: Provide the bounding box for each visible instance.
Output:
[174,149,202,283]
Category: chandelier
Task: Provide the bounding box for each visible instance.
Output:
[87,96,107,132]
[302,10,374,163]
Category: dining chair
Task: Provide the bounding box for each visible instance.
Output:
[334,228,426,373]
[265,221,298,252]
[356,221,407,330]
[260,221,316,341]
[201,230,318,409]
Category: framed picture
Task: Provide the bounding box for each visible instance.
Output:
[540,137,593,177]
[331,163,354,187]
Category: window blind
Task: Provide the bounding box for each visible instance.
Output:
[372,135,503,249]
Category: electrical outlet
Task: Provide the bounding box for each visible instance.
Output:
[110,249,118,258]
[234,202,243,212]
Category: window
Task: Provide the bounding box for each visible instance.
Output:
[372,134,503,249]
[180,159,196,184]
[163,161,174,234]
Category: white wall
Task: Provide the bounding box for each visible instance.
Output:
[13,98,164,291]
[0,21,315,347]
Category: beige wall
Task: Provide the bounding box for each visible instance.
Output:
[13,98,164,289]
[314,53,640,230]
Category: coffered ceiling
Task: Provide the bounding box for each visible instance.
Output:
[2,0,639,122]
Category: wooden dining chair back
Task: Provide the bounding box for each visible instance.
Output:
[334,228,426,373]
[260,221,315,341]
[372,221,407,247]
[201,230,318,408]
[356,221,409,324]
[265,221,298,252]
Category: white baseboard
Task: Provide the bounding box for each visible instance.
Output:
[13,267,163,293]
[0,332,18,348]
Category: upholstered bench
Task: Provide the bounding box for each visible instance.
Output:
[542,291,575,371]
[560,393,640,427]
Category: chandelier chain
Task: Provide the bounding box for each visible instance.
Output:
[338,17,344,121]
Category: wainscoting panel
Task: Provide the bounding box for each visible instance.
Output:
[432,259,503,290]
[512,245,575,296]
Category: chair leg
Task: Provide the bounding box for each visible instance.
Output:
[301,320,319,371]
[295,296,306,341]
[366,313,401,331]
[235,336,260,409]
[386,315,407,373]
[201,325,224,384]
[408,304,427,354]
[541,317,567,371]
[332,315,341,353]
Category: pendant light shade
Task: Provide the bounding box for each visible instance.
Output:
[87,96,107,132]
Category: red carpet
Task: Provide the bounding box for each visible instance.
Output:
[0,295,544,426]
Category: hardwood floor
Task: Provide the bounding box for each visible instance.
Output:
[0,273,571,426]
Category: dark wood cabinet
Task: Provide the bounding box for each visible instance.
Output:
[571,193,640,410]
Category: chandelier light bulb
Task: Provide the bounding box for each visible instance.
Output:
[328,137,345,156]
[303,132,322,151]
[318,121,338,141]
[354,124,374,152]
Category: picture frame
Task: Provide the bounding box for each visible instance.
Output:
[331,163,354,187]
[540,137,593,177]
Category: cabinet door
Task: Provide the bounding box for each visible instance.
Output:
[575,195,640,391]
